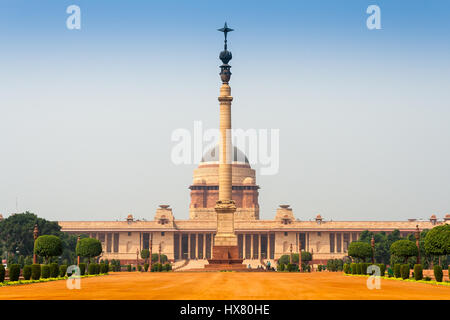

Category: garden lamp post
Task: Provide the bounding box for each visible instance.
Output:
[158,243,162,264]
[371,235,375,264]
[76,235,80,265]
[136,248,139,269]
[289,244,293,264]
[298,239,302,272]
[415,225,420,264]
[33,224,39,264]
[149,234,153,271]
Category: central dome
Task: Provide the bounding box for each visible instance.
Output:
[201,145,249,164]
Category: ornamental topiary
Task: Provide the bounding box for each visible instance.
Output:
[343,263,350,274]
[96,263,100,274]
[127,264,132,272]
[41,265,50,279]
[277,263,285,272]
[88,263,98,275]
[356,263,362,274]
[164,263,172,271]
[100,263,108,274]
[31,264,41,280]
[50,263,59,278]
[144,263,149,272]
[433,265,443,282]
[78,263,86,275]
[350,263,357,274]
[76,238,103,263]
[400,264,410,279]
[9,264,20,281]
[0,264,5,282]
[414,264,423,281]
[59,265,67,277]
[378,264,385,276]
[394,264,401,278]
[23,265,32,280]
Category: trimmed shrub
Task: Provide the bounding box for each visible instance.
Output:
[350,263,357,274]
[8,264,20,281]
[413,264,423,281]
[356,263,362,274]
[378,264,386,276]
[433,265,443,282]
[79,263,86,276]
[138,265,142,272]
[100,263,108,274]
[41,265,50,279]
[95,263,100,274]
[59,265,68,277]
[50,263,59,278]
[0,264,5,282]
[424,276,431,281]
[343,263,350,274]
[278,263,285,272]
[88,263,99,275]
[23,265,32,280]
[127,264,132,272]
[394,264,401,278]
[317,265,322,272]
[144,263,149,272]
[31,264,41,280]
[400,264,410,280]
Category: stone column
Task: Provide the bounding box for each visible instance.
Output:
[188,233,191,259]
[243,234,246,259]
[195,233,199,259]
[258,233,261,260]
[203,233,206,259]
[179,233,182,260]
[267,233,271,260]
[250,234,254,259]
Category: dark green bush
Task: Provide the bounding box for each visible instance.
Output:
[79,263,86,275]
[41,265,50,279]
[343,263,350,274]
[356,263,362,274]
[127,264,132,272]
[31,264,41,280]
[317,265,323,272]
[59,265,68,277]
[350,263,357,274]
[277,263,285,272]
[164,263,172,271]
[413,264,423,281]
[378,264,386,276]
[144,263,149,272]
[100,263,108,274]
[394,264,401,278]
[138,265,142,272]
[95,263,101,274]
[433,265,443,282]
[88,263,98,275]
[23,265,32,280]
[400,264,410,279]
[8,264,20,281]
[0,264,5,282]
[49,263,59,278]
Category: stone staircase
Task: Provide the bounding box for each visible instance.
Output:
[174,259,209,271]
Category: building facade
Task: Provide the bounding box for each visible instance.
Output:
[58,151,449,265]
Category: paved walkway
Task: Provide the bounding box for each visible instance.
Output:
[0,272,449,300]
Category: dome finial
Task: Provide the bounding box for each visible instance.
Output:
[217,22,234,83]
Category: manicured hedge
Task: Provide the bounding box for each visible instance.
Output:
[394,264,401,278]
[41,265,50,279]
[343,263,350,274]
[138,265,142,272]
[378,264,386,276]
[127,264,132,272]
[88,263,98,275]
[434,265,443,282]
[50,263,59,278]
[9,264,21,282]
[144,263,149,272]
[0,264,5,282]
[59,265,68,277]
[31,264,41,280]
[23,265,32,280]
[414,264,423,281]
[357,263,363,274]
[400,264,410,280]
[163,263,172,271]
[79,263,86,276]
[350,263,356,274]
[100,263,108,274]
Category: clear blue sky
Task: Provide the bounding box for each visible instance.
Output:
[1,0,449,221]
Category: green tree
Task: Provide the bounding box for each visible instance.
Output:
[76,238,102,263]
[390,239,418,263]
[0,212,61,257]
[141,249,150,263]
[34,235,63,264]
[424,224,450,259]
[348,242,372,262]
